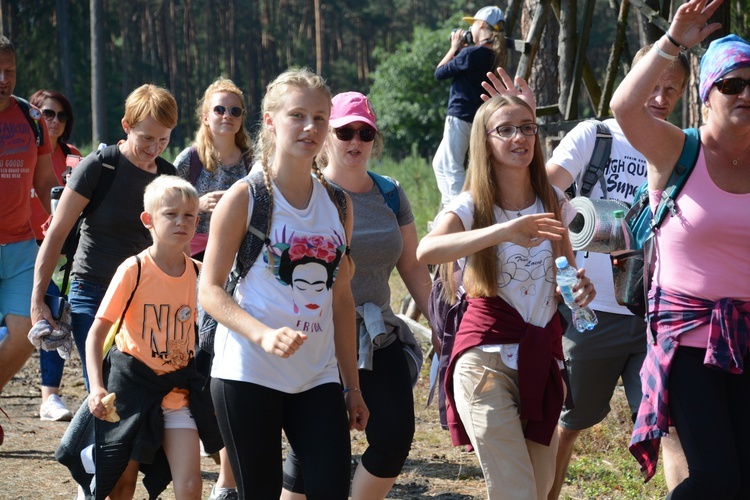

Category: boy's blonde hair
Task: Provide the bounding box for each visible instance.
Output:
[143,175,199,214]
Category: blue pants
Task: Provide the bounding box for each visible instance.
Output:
[40,280,65,387]
[68,279,108,391]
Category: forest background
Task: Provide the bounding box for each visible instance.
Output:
[5,0,749,160]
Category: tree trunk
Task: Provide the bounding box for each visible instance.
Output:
[314,0,323,75]
[90,0,106,145]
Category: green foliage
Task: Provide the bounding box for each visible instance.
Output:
[369,26,450,160]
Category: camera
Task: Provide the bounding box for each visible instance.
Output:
[451,29,474,47]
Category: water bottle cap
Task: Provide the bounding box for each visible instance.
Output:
[555,256,569,269]
[613,210,625,218]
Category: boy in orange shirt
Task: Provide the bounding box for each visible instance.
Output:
[83,175,218,499]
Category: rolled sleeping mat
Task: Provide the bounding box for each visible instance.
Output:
[568,197,629,253]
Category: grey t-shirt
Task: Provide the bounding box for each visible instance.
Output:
[327,175,414,312]
[66,145,175,285]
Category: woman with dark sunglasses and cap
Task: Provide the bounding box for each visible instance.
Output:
[280,92,432,500]
[611,0,750,496]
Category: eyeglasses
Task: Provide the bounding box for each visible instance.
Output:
[714,77,750,95]
[212,105,244,118]
[487,123,539,139]
[41,109,69,122]
[334,127,377,142]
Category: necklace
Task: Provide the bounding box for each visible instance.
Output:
[504,193,535,217]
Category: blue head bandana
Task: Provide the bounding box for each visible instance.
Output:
[699,34,750,103]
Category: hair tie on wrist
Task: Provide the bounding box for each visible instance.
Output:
[654,44,678,61]
[343,386,361,395]
[665,32,687,51]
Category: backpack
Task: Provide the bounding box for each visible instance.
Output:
[610,128,700,319]
[426,261,467,430]
[58,147,121,298]
[565,120,612,199]
[197,171,349,352]
[13,96,44,147]
[367,171,400,216]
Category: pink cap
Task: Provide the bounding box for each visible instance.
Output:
[329,92,378,130]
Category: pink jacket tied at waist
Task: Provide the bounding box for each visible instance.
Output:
[630,287,750,481]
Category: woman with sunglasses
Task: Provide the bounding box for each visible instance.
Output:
[174,78,248,500]
[417,90,595,499]
[175,78,251,263]
[27,90,81,423]
[280,92,432,500]
[31,84,178,394]
[611,0,750,496]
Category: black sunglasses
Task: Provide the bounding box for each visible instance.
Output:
[334,127,377,142]
[714,77,750,95]
[41,109,69,122]
[212,105,244,118]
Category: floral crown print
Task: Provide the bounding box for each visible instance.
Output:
[265,225,347,286]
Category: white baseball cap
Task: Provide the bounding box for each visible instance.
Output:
[463,6,505,32]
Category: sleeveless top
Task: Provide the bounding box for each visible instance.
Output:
[211,177,346,393]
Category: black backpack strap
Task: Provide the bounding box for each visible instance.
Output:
[13,96,43,147]
[579,121,612,198]
[232,171,271,285]
[83,146,119,216]
[112,255,142,340]
[188,146,203,185]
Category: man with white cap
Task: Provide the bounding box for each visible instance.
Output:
[432,6,507,208]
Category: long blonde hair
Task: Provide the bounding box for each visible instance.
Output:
[443,95,563,302]
[254,68,348,267]
[194,77,251,172]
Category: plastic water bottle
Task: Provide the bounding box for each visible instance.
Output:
[555,256,598,332]
[610,209,632,252]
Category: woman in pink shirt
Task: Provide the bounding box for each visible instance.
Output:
[611,0,750,496]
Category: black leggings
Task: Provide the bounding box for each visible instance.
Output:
[284,340,415,491]
[211,378,351,500]
[667,347,750,499]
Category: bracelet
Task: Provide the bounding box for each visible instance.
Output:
[342,386,361,395]
[654,44,678,61]
[665,32,688,51]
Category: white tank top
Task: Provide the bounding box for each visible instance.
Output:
[211,177,346,393]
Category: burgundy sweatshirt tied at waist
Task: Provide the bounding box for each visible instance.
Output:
[446,295,565,446]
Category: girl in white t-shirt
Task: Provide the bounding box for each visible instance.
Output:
[417,90,595,499]
[198,69,368,499]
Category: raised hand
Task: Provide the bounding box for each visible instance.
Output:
[668,0,724,50]
[481,67,537,113]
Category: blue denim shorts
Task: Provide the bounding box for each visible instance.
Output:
[0,239,38,321]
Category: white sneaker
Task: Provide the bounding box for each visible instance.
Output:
[40,394,73,421]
